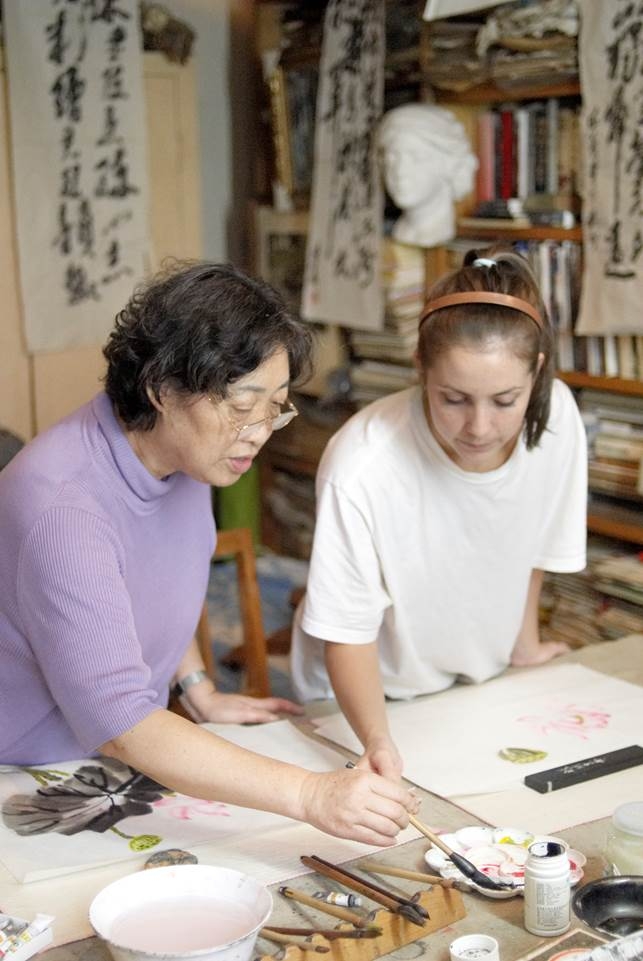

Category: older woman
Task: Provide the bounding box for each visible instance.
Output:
[0,262,416,845]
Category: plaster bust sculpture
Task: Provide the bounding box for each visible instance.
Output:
[377,103,478,248]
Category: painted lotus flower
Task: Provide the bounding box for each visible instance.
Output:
[2,757,169,837]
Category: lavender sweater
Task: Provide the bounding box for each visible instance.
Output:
[0,393,215,764]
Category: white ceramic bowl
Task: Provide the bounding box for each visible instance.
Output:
[89,864,272,961]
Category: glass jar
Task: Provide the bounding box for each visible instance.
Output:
[605,801,643,875]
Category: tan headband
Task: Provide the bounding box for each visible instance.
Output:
[419,291,544,332]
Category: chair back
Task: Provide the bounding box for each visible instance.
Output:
[197,527,270,698]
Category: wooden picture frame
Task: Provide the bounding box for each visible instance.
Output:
[267,57,318,204]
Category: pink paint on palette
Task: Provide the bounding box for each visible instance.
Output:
[516,705,611,740]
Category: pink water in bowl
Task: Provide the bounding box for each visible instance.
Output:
[109,896,259,954]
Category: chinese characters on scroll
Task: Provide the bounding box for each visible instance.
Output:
[4,0,149,352]
[577,1,642,335]
[302,0,385,331]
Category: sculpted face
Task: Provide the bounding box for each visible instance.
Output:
[378,105,477,213]
[380,131,445,209]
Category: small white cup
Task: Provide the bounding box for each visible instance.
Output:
[449,933,500,961]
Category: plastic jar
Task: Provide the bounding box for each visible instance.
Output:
[523,840,571,937]
[605,801,643,875]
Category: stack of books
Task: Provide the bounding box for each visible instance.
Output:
[349,240,423,406]
[541,540,643,647]
[579,390,643,503]
[592,553,643,607]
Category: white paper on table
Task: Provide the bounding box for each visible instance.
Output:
[314,663,643,830]
[0,721,418,886]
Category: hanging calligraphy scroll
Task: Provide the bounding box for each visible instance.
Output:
[575,1,642,336]
[4,0,150,353]
[301,0,385,331]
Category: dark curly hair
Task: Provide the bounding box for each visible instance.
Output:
[103,261,313,430]
[417,246,554,449]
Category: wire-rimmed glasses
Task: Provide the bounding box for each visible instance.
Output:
[211,397,298,439]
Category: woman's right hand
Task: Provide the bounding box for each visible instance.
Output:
[297,766,419,846]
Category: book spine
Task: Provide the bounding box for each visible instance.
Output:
[594,435,643,461]
[618,335,638,380]
[546,98,559,195]
[493,109,503,200]
[557,106,577,199]
[603,335,620,378]
[533,104,548,194]
[475,110,496,204]
[515,106,530,200]
[499,107,515,200]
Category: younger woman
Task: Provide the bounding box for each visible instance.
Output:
[291,247,587,780]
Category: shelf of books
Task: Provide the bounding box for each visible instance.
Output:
[437,80,581,106]
[457,223,582,243]
[558,372,643,399]
[587,499,643,546]
[575,388,643,545]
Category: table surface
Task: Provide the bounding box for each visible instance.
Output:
[38,635,643,961]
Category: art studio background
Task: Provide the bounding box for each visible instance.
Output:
[1,0,642,738]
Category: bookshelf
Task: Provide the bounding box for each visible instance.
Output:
[254,4,643,553]
[437,80,581,106]
[426,53,643,547]
[559,373,643,399]
[457,224,582,243]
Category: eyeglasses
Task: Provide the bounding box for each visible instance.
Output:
[210,397,298,439]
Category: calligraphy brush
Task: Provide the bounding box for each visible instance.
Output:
[261,926,381,941]
[301,855,427,926]
[408,814,514,892]
[259,929,329,953]
[358,858,456,888]
[277,886,377,930]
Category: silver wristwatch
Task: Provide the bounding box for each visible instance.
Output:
[173,669,209,698]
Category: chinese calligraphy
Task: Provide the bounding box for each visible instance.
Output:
[302,0,385,330]
[4,0,149,351]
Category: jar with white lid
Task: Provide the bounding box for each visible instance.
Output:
[523,840,571,937]
[605,801,643,875]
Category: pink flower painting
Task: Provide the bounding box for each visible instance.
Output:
[517,704,611,740]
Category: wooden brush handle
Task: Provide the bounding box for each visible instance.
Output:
[260,929,330,953]
[408,814,452,855]
[300,855,402,913]
[358,859,454,888]
[279,886,368,928]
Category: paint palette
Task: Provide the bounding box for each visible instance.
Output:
[424,825,586,898]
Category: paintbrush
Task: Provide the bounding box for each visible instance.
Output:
[261,926,381,941]
[278,886,374,929]
[259,929,330,953]
[408,814,514,892]
[301,855,427,927]
[358,858,455,888]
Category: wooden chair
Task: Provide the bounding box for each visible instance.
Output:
[196,527,271,698]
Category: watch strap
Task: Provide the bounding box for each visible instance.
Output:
[173,669,209,698]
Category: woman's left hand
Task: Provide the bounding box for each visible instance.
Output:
[187,689,305,724]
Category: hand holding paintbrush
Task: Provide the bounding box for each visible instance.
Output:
[408,813,514,892]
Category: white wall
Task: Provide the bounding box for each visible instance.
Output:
[166,0,256,266]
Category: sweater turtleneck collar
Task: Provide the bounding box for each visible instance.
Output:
[91,393,179,504]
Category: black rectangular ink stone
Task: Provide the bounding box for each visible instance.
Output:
[524,745,643,793]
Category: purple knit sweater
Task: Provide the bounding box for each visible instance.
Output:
[0,393,215,764]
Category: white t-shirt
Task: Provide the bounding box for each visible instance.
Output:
[291,380,587,701]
